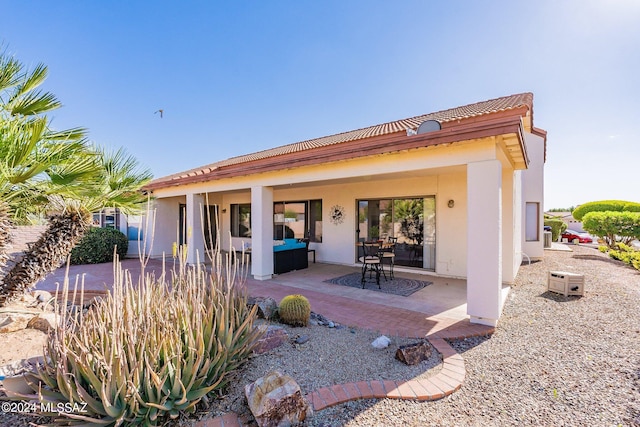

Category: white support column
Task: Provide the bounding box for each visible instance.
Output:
[467,160,503,326]
[186,193,205,265]
[502,168,516,283]
[251,186,274,280]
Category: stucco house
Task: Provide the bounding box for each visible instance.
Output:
[545,211,583,233]
[143,92,547,326]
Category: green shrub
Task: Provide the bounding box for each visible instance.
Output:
[544,217,567,242]
[603,243,640,271]
[70,227,128,264]
[583,211,640,248]
[573,200,640,221]
[21,254,261,425]
[279,294,311,326]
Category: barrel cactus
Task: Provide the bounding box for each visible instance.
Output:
[278,294,311,326]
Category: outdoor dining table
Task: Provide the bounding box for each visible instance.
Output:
[356,240,396,282]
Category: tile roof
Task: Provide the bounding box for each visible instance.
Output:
[148,92,533,188]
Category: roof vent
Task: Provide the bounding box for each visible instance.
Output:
[416,120,441,134]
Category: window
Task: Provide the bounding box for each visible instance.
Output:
[202,205,219,250]
[273,200,323,242]
[309,199,323,243]
[525,202,539,241]
[127,215,143,241]
[357,197,435,271]
[231,204,251,237]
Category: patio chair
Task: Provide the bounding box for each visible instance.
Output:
[380,237,397,279]
[359,241,382,288]
[302,238,316,263]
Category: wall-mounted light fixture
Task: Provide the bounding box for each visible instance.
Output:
[222,208,227,213]
[447,199,455,208]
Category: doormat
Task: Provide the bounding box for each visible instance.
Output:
[324,273,432,297]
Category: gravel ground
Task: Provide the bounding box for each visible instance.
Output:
[298,245,640,427]
[3,245,639,426]
[193,320,441,425]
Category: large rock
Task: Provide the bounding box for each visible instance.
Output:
[0,313,33,333]
[248,296,279,320]
[253,325,288,354]
[395,341,432,365]
[245,370,313,427]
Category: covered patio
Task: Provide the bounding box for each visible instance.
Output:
[142,93,546,327]
[242,261,495,338]
[35,257,497,338]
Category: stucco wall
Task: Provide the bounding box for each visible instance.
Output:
[149,196,185,258]
[213,172,469,277]
[148,138,521,279]
[521,133,546,259]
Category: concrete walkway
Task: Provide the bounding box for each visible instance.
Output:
[35,258,495,426]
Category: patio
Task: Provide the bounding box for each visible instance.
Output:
[35,258,495,339]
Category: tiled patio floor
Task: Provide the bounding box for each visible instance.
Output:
[36,257,485,338]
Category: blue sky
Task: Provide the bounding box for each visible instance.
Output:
[2,0,639,209]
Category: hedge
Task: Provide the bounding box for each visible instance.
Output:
[573,200,640,221]
[544,217,567,242]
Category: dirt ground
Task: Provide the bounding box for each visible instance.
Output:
[0,328,47,367]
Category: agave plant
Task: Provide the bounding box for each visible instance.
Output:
[21,247,261,426]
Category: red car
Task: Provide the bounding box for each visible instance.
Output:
[561,229,593,244]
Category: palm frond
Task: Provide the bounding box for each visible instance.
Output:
[9,90,61,116]
[45,126,88,141]
[0,54,22,95]
[5,62,61,116]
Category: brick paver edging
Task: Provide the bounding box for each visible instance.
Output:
[197,327,495,427]
[306,336,464,411]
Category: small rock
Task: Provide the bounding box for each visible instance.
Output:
[327,321,335,328]
[311,312,329,324]
[0,356,44,378]
[18,293,37,306]
[245,370,313,427]
[248,296,279,320]
[371,335,391,349]
[32,290,53,303]
[294,335,309,345]
[395,341,432,365]
[83,296,103,310]
[27,312,58,333]
[253,325,289,354]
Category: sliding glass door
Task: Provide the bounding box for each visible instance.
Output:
[357,197,435,271]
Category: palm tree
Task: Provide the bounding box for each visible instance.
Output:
[0,50,90,280]
[394,199,424,245]
[0,145,152,306]
[0,116,101,305]
[0,51,153,305]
